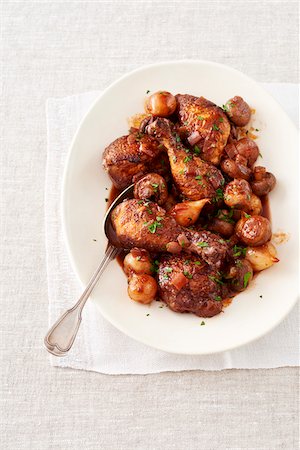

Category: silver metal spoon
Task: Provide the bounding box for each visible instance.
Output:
[44,184,134,357]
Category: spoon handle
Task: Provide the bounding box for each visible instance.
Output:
[44,245,119,356]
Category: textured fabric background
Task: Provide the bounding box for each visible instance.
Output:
[1,1,299,449]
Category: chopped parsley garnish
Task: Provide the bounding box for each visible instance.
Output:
[215,188,223,199]
[184,155,192,163]
[194,261,202,265]
[136,256,142,261]
[184,259,191,265]
[232,245,247,257]
[179,169,185,175]
[197,115,204,121]
[221,102,232,112]
[212,124,219,131]
[219,117,224,123]
[197,241,209,248]
[194,145,201,155]
[255,128,259,132]
[146,313,150,316]
[243,271,252,289]
[147,218,163,234]
[151,183,159,191]
[135,132,144,141]
[195,175,204,186]
[175,135,181,143]
[158,144,165,150]
[244,213,251,218]
[235,260,243,268]
[151,260,160,274]
[217,209,234,223]
[220,178,225,186]
[208,275,224,285]
[218,239,226,244]
[214,295,222,302]
[172,155,177,163]
[165,267,173,273]
[183,271,193,279]
[183,121,189,125]
[137,200,144,204]
[259,152,263,158]
[200,321,205,326]
[212,188,224,203]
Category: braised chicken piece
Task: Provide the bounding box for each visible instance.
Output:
[111,199,229,269]
[146,117,224,201]
[176,94,231,165]
[157,254,223,317]
[111,199,182,252]
[102,131,167,189]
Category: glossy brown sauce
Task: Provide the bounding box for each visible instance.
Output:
[108,185,123,207]
[261,195,271,221]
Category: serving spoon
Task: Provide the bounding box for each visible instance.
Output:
[44,184,134,357]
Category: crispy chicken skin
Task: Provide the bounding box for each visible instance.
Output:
[111,199,182,252]
[176,94,231,165]
[158,254,223,317]
[102,132,166,189]
[146,117,224,201]
[111,199,229,269]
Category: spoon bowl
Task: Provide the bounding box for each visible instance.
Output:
[103,184,134,246]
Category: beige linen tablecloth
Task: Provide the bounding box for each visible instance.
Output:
[1,1,299,449]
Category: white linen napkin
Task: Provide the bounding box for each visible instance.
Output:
[45,83,299,374]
